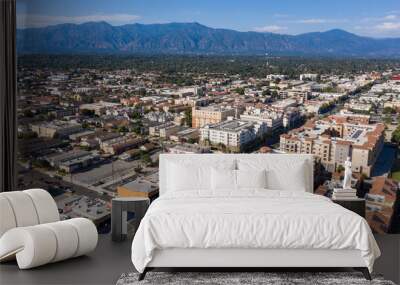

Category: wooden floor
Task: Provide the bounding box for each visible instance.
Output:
[0,234,399,285]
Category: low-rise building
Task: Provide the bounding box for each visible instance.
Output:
[101,136,146,155]
[45,150,101,173]
[117,175,159,200]
[149,122,181,138]
[31,121,83,138]
[168,143,211,154]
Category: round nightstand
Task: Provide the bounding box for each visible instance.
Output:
[111,197,150,242]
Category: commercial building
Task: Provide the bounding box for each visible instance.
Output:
[117,174,159,200]
[168,143,211,154]
[192,106,236,128]
[149,122,181,138]
[79,101,121,115]
[45,150,101,173]
[31,121,83,138]
[101,136,146,155]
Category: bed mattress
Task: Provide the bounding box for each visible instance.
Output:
[131,190,380,273]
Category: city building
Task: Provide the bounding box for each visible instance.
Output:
[240,108,283,133]
[31,121,83,138]
[366,177,399,234]
[117,176,159,200]
[200,119,267,151]
[45,150,101,173]
[169,128,199,142]
[168,143,211,154]
[149,122,181,138]
[101,136,146,155]
[79,101,121,115]
[280,115,385,176]
[192,105,236,128]
[300,73,318,81]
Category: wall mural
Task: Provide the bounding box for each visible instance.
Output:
[16,0,400,234]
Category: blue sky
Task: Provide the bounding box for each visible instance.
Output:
[17,0,400,37]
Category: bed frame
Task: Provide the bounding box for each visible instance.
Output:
[138,154,372,281]
[139,248,371,280]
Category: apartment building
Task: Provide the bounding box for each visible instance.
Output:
[200,119,267,151]
[280,115,384,176]
[240,108,283,132]
[366,177,399,234]
[192,105,236,128]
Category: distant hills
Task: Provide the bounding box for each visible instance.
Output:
[17,22,400,57]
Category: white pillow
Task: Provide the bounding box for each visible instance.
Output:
[167,159,236,192]
[266,166,307,191]
[236,169,267,189]
[211,168,237,191]
[167,162,210,191]
[237,157,309,192]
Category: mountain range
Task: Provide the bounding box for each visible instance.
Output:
[17,22,400,57]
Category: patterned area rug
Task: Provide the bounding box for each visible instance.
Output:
[117,272,395,285]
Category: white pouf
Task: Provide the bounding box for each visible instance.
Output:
[0,189,98,269]
[0,219,98,269]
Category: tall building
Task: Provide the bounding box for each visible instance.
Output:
[192,106,235,128]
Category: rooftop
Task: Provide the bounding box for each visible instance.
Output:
[204,120,254,132]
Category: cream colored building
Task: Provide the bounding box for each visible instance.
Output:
[192,106,235,128]
[280,115,384,176]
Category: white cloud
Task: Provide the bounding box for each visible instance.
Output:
[296,18,348,24]
[297,18,327,24]
[17,13,141,28]
[273,13,290,18]
[253,25,288,33]
[375,22,400,31]
[384,15,397,20]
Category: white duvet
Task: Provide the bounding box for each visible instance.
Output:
[131,190,380,273]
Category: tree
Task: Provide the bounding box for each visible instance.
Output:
[140,152,152,165]
[81,109,95,117]
[383,115,392,125]
[383,107,395,114]
[184,109,192,127]
[118,126,129,133]
[262,90,270,96]
[336,165,345,173]
[392,127,400,145]
[234,87,245,95]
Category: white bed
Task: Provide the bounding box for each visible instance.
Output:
[131,154,380,280]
